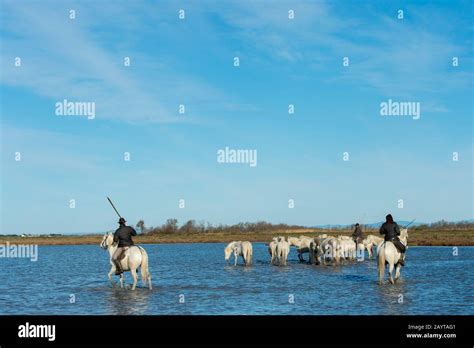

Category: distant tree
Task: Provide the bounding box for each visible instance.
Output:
[180,220,196,233]
[136,220,146,234]
[163,218,178,233]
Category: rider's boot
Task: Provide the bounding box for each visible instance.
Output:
[114,261,123,275]
[399,254,405,266]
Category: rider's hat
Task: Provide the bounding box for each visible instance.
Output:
[118,217,126,224]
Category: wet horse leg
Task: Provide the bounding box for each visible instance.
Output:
[388,262,395,285]
[131,268,138,290]
[395,263,401,281]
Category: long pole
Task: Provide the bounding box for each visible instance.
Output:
[107,196,122,219]
[403,218,416,229]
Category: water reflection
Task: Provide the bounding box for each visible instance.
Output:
[104,287,151,315]
[375,278,408,315]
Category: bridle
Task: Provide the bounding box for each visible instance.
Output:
[100,234,112,250]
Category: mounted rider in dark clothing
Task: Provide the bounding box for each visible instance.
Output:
[112,217,137,275]
[352,223,363,251]
[379,214,405,266]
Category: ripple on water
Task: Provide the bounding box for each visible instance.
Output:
[1,244,473,315]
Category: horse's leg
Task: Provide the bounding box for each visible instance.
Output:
[147,271,152,290]
[108,266,115,285]
[388,262,395,285]
[378,251,385,285]
[130,268,138,291]
[395,264,401,281]
[378,264,384,285]
[119,274,124,288]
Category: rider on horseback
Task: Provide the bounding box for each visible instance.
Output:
[112,217,137,275]
[352,223,363,250]
[379,214,405,266]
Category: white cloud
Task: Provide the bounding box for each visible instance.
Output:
[0,1,230,123]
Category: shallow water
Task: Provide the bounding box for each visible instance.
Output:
[0,243,473,315]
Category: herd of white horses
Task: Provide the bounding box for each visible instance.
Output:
[224,229,409,285]
[100,229,408,290]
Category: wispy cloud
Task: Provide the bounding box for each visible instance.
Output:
[209,1,473,97]
[2,0,471,123]
[0,1,231,123]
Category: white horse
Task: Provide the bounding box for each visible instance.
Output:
[319,237,342,265]
[268,240,278,265]
[309,237,323,265]
[287,236,313,262]
[225,241,253,266]
[364,235,384,259]
[269,236,285,264]
[287,237,303,262]
[276,240,291,266]
[338,236,356,261]
[377,229,408,285]
[297,236,313,262]
[100,232,152,290]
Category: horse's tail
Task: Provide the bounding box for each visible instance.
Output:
[378,242,386,284]
[137,246,152,289]
[245,245,252,266]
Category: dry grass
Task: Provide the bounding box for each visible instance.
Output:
[1,228,472,246]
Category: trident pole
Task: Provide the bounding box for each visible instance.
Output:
[107,196,122,219]
[403,218,417,229]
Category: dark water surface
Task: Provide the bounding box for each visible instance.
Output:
[1,243,473,315]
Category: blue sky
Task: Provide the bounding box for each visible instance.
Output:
[1,0,472,234]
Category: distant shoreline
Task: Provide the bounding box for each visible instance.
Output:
[1,228,472,246]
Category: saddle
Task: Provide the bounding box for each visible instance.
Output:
[392,237,406,253]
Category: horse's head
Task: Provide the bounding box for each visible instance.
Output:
[224,242,235,261]
[100,232,114,250]
[400,228,408,244]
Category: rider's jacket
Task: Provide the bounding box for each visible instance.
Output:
[113,225,137,247]
[379,222,400,242]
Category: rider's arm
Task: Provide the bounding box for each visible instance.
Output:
[130,227,137,236]
[113,232,119,243]
[395,224,400,236]
[379,225,385,236]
